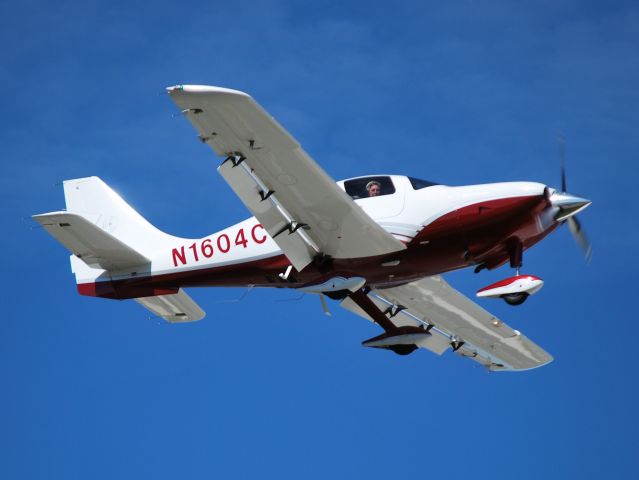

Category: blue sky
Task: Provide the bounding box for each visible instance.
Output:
[1,0,638,478]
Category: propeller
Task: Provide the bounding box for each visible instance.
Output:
[567,215,593,263]
[559,135,567,192]
[551,136,593,263]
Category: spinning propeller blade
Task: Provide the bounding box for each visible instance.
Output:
[567,216,593,264]
[554,135,592,263]
[559,135,567,192]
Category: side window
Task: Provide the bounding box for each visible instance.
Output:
[344,176,396,199]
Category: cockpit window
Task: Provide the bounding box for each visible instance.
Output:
[408,177,439,190]
[344,176,396,199]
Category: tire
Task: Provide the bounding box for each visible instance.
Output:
[503,292,529,306]
[389,344,418,356]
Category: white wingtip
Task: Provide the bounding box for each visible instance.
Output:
[166,84,250,97]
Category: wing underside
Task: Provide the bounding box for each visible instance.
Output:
[167,85,405,271]
[342,276,552,371]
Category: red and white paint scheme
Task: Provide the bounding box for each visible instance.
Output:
[34,85,592,372]
[477,275,545,306]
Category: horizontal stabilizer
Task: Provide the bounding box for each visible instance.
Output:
[135,289,205,323]
[33,211,150,270]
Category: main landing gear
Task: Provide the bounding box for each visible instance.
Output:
[475,241,544,306]
[348,289,447,357]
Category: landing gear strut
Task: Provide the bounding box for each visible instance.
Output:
[349,289,426,356]
[509,239,523,276]
[504,240,528,305]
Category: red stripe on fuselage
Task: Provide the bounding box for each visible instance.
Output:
[78,194,555,299]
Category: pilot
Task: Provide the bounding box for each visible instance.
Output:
[366,180,381,197]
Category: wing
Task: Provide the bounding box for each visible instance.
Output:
[167,85,406,271]
[341,276,552,371]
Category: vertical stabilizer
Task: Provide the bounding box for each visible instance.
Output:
[62,176,181,257]
[34,176,192,293]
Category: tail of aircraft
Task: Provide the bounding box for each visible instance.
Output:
[33,177,205,322]
[34,176,182,270]
[63,176,180,255]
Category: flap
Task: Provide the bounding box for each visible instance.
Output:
[167,85,406,271]
[33,211,150,271]
[218,157,315,270]
[135,289,205,323]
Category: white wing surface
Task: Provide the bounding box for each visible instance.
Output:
[343,276,552,371]
[167,85,405,271]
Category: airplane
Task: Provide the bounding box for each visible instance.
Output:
[33,85,592,372]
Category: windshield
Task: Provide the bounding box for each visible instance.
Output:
[408,177,439,190]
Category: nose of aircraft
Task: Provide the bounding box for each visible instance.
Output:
[547,189,593,262]
[548,191,592,221]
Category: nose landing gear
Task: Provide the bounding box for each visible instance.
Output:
[476,275,543,306]
[476,241,544,306]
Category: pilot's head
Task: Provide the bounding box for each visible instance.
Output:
[366,180,381,197]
